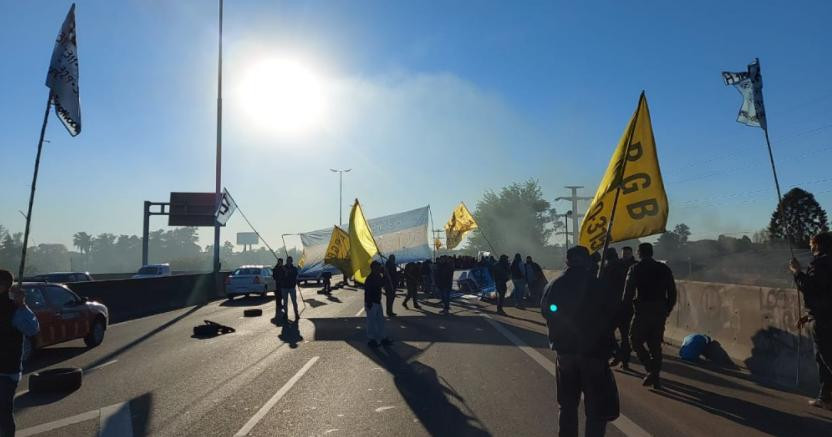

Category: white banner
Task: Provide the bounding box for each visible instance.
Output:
[215,189,237,226]
[46,3,81,136]
[299,206,431,277]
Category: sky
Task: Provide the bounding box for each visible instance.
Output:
[1,0,831,254]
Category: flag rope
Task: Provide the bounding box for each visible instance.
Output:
[224,190,280,261]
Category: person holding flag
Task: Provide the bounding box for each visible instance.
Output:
[579,91,671,389]
[348,200,393,347]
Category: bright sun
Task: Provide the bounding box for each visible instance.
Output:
[237,58,327,136]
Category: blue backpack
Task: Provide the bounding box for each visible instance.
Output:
[679,334,711,361]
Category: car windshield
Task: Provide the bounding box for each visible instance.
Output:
[137,267,159,275]
[233,268,261,276]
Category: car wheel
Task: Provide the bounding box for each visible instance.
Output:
[84,318,106,348]
[29,368,83,393]
[21,336,33,365]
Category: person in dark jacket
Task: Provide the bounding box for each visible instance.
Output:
[437,256,455,314]
[272,259,285,323]
[402,262,422,310]
[603,248,631,370]
[421,260,434,296]
[622,243,677,389]
[790,231,832,410]
[511,254,527,309]
[281,257,301,323]
[1,269,40,437]
[621,247,636,270]
[492,255,510,314]
[384,255,399,317]
[541,247,619,437]
[365,261,393,348]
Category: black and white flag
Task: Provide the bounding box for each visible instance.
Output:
[216,189,237,225]
[722,58,766,130]
[46,3,81,136]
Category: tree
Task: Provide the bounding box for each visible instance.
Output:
[768,187,829,248]
[467,180,552,258]
[72,232,92,254]
[673,223,691,244]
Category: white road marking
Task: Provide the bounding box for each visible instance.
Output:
[85,359,118,373]
[17,401,133,437]
[234,356,320,436]
[14,389,28,398]
[99,401,133,437]
[355,307,365,317]
[480,315,652,437]
[375,406,396,412]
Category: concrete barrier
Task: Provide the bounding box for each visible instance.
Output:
[67,273,230,324]
[666,280,816,390]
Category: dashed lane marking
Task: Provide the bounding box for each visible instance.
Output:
[355,307,365,317]
[234,356,320,436]
[480,315,652,437]
[17,401,132,437]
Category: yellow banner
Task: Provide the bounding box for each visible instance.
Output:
[324,226,352,277]
[434,238,442,250]
[348,199,379,284]
[444,202,478,250]
[579,92,668,253]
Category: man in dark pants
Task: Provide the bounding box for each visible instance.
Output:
[402,262,421,310]
[790,231,832,410]
[1,269,40,437]
[272,258,285,324]
[603,248,631,370]
[623,243,676,389]
[384,255,399,317]
[492,255,510,314]
[542,247,619,437]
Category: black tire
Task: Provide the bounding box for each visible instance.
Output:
[29,368,83,393]
[84,318,106,348]
[243,308,263,317]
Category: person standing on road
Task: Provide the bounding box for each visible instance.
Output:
[384,255,399,317]
[281,257,301,323]
[1,269,40,437]
[403,262,422,310]
[790,231,832,410]
[622,243,677,389]
[525,256,546,304]
[541,247,619,437]
[420,260,434,296]
[511,253,527,309]
[320,271,333,295]
[602,248,631,370]
[437,256,455,314]
[365,261,393,348]
[272,259,285,324]
[621,247,636,270]
[492,255,510,314]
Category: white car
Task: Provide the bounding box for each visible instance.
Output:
[226,265,276,298]
[132,264,172,279]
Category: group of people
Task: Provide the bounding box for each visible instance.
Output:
[541,243,676,437]
[271,256,301,324]
[483,253,546,313]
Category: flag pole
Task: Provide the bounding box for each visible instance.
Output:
[18,94,53,283]
[212,0,224,274]
[428,205,437,262]
[598,91,643,278]
[764,126,803,386]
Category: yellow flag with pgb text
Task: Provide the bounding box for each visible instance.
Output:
[324,226,352,277]
[444,202,478,250]
[348,199,379,284]
[579,92,668,253]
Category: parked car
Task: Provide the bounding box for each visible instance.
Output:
[27,272,94,283]
[132,263,172,279]
[226,265,276,298]
[21,282,109,363]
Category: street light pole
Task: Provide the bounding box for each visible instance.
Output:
[330,168,351,226]
[213,0,224,273]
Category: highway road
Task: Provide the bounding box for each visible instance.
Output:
[12,283,832,436]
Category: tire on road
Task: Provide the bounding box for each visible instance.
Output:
[84,317,106,348]
[29,368,83,393]
[243,308,263,317]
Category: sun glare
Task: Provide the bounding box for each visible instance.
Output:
[237,58,327,136]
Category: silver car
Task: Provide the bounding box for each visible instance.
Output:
[225,265,276,298]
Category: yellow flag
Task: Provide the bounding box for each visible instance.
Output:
[348,199,379,284]
[324,226,352,276]
[444,202,478,250]
[579,92,668,253]
[434,238,443,250]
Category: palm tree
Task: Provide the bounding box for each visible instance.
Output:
[72,232,92,254]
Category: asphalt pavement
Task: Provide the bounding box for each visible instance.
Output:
[12,282,832,436]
